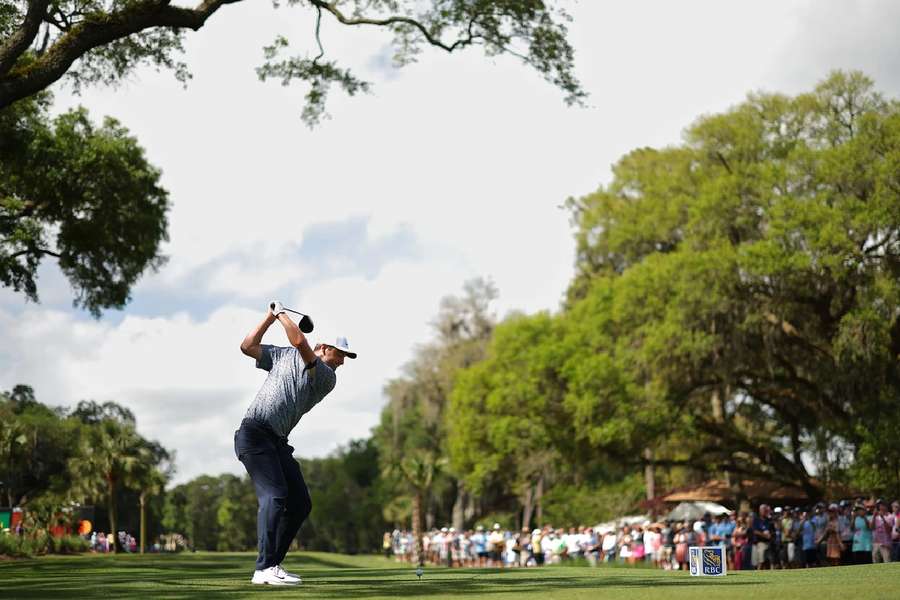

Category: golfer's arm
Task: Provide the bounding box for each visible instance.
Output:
[276,313,317,365]
[240,314,276,359]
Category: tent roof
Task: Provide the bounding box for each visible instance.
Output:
[662,479,811,504]
[665,501,731,522]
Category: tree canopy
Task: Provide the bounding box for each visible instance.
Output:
[0,92,168,315]
[561,71,900,498]
[442,72,900,514]
[0,385,172,545]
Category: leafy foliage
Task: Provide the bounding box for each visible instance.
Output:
[299,438,388,554]
[563,71,900,497]
[374,278,497,530]
[0,93,169,315]
[0,386,172,554]
[162,439,386,553]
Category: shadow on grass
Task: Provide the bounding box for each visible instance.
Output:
[0,554,763,599]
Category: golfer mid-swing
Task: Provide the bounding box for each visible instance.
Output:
[235,300,356,585]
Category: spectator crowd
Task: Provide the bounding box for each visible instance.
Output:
[85,531,188,553]
[385,498,899,570]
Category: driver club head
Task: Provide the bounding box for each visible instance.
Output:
[271,303,315,333]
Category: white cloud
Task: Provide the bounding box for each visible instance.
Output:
[3,0,900,485]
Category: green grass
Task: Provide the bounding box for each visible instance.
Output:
[1,552,898,599]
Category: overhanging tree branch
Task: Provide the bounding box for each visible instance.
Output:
[0,0,52,76]
[9,247,62,259]
[308,0,479,53]
[0,0,240,109]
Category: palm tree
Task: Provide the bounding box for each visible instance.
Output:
[384,451,444,567]
[137,467,166,554]
[68,419,148,552]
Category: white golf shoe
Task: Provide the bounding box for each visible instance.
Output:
[276,564,302,583]
[250,566,300,585]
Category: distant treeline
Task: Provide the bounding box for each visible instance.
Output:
[0,387,170,553]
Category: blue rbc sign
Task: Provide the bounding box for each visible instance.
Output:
[688,546,726,577]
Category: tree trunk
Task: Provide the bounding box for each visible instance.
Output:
[535,473,544,525]
[644,448,656,520]
[521,481,535,532]
[139,491,146,554]
[412,491,424,567]
[711,388,724,423]
[464,492,476,524]
[451,482,465,531]
[425,500,435,531]
[107,477,120,553]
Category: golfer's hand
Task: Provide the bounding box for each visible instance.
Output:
[269,300,286,318]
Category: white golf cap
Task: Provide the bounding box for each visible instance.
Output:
[325,336,356,359]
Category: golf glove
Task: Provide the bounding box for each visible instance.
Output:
[270,300,286,317]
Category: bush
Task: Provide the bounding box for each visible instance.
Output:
[0,531,49,558]
[50,535,90,554]
[0,532,21,557]
[0,532,88,558]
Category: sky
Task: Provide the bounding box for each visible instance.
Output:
[2,0,900,485]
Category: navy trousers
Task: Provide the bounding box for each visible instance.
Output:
[234,418,312,571]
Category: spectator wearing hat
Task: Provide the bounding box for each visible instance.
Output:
[869,500,894,563]
[601,527,617,564]
[851,504,873,564]
[838,502,853,565]
[435,527,448,565]
[488,523,504,567]
[800,510,819,568]
[472,525,488,567]
[771,507,785,569]
[531,528,545,566]
[811,503,828,564]
[780,508,798,568]
[817,504,843,567]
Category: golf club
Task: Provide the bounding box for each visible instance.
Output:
[270,303,314,333]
